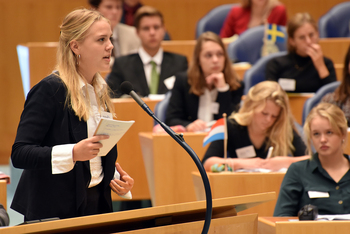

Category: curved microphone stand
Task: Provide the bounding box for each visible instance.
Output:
[120,82,212,234]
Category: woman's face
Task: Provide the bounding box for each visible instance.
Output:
[199,41,225,77]
[289,22,319,57]
[75,20,114,81]
[97,0,122,29]
[310,115,344,158]
[250,99,281,133]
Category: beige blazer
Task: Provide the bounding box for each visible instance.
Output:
[113,23,140,57]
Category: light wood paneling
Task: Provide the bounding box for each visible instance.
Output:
[0,180,7,209]
[193,172,283,217]
[139,132,209,206]
[259,216,350,234]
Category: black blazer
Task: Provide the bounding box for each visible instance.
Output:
[106,51,188,97]
[11,74,117,221]
[165,72,244,127]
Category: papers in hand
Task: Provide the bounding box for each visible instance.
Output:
[94,118,134,156]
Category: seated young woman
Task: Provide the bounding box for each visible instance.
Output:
[165,31,244,132]
[266,13,336,93]
[220,0,287,38]
[202,81,309,172]
[274,102,350,216]
[322,45,350,126]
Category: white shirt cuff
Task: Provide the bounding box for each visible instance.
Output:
[217,84,230,92]
[52,144,76,174]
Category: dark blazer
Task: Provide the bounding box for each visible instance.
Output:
[106,51,188,97]
[165,72,244,127]
[11,74,117,221]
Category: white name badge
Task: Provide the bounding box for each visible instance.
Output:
[235,145,256,158]
[308,191,330,198]
[101,111,113,119]
[278,78,296,91]
[211,102,220,114]
[164,76,176,90]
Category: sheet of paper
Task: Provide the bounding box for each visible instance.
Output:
[317,214,350,221]
[94,118,135,156]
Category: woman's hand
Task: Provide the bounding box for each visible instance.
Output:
[73,135,109,161]
[261,155,310,171]
[261,156,292,171]
[186,119,207,132]
[306,44,330,78]
[110,163,134,196]
[230,157,265,171]
[205,72,227,89]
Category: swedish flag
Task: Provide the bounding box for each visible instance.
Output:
[266,24,285,43]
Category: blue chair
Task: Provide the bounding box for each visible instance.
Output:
[227,25,287,64]
[154,91,172,125]
[195,4,237,38]
[243,51,287,95]
[302,81,341,124]
[319,2,350,38]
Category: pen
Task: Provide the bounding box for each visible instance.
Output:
[266,146,274,159]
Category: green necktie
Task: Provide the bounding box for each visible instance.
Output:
[150,61,159,94]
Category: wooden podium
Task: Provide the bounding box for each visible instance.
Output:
[192,172,285,217]
[139,132,208,206]
[112,98,161,201]
[0,193,274,234]
[0,180,6,209]
[258,216,350,234]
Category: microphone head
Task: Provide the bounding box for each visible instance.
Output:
[120,81,134,95]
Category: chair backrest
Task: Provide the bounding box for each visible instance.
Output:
[319,2,350,38]
[195,4,237,38]
[154,91,172,125]
[302,81,341,124]
[227,25,287,64]
[243,51,288,94]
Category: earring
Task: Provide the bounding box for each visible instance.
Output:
[77,54,80,65]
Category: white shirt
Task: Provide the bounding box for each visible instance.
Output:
[197,84,230,123]
[51,74,106,188]
[51,74,132,198]
[138,47,163,88]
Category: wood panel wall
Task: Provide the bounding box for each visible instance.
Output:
[1,0,348,164]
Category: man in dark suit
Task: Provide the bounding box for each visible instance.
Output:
[106,6,188,98]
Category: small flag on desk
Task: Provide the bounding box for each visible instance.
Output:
[266,24,285,43]
[203,118,226,147]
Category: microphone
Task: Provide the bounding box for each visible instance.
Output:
[120,81,212,234]
[120,81,154,117]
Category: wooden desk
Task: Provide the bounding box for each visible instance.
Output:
[139,132,208,206]
[0,194,275,234]
[0,180,6,209]
[192,172,284,217]
[258,216,350,234]
[287,93,314,125]
[112,98,160,201]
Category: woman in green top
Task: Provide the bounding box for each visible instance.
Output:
[274,102,350,216]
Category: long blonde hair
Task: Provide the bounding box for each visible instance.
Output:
[55,8,114,121]
[231,81,295,156]
[188,31,241,96]
[303,103,348,156]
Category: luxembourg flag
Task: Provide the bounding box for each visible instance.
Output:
[203,118,227,147]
